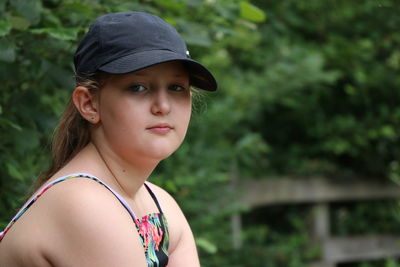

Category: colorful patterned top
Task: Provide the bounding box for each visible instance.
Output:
[0,173,169,267]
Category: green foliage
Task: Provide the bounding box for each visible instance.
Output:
[239,1,266,23]
[332,200,400,236]
[1,0,400,266]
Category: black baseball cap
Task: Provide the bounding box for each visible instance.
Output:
[74,11,217,91]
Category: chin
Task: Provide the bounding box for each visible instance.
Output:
[145,144,180,161]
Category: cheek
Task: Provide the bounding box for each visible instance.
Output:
[177,99,192,134]
[100,99,142,137]
[101,95,134,120]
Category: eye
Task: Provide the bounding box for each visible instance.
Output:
[128,84,146,92]
[169,84,187,91]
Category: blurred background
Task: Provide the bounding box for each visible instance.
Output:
[1,0,400,266]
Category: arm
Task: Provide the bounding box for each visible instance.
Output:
[38,178,148,267]
[148,183,201,267]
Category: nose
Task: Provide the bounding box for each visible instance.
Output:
[150,87,171,116]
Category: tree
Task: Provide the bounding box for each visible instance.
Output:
[1,0,400,266]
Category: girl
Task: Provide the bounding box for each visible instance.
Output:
[0,11,217,267]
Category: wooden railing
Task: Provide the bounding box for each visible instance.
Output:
[232,176,400,266]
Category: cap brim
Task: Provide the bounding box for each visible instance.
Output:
[98,50,217,91]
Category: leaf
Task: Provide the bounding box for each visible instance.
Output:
[0,20,12,36]
[6,163,25,181]
[240,1,266,23]
[10,16,31,31]
[179,21,213,47]
[196,237,218,254]
[63,2,96,15]
[182,32,213,47]
[154,0,185,11]
[30,27,80,41]
[381,125,395,139]
[0,118,22,131]
[186,0,203,8]
[10,0,42,25]
[235,133,269,154]
[0,39,16,63]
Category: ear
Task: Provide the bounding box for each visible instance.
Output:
[72,86,100,124]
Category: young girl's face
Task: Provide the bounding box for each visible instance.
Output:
[95,61,192,164]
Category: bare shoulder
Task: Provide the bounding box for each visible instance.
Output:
[43,177,132,225]
[41,177,130,227]
[30,177,147,267]
[145,182,187,224]
[145,181,181,210]
[144,182,187,248]
[146,181,201,267]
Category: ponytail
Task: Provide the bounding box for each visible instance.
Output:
[34,73,103,190]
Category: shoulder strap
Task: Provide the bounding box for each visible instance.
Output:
[144,182,163,214]
[77,174,139,220]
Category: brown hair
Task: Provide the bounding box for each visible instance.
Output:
[33,73,104,190]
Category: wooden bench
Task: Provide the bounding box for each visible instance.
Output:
[232,176,400,266]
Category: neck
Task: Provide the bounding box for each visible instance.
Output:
[65,143,159,198]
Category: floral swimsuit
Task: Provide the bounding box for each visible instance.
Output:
[0,173,169,267]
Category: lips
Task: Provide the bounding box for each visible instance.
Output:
[146,123,173,134]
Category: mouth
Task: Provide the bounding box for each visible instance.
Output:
[146,123,174,134]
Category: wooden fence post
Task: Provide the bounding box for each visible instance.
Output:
[311,203,335,267]
[312,203,330,241]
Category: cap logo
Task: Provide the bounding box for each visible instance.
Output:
[186,50,190,58]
